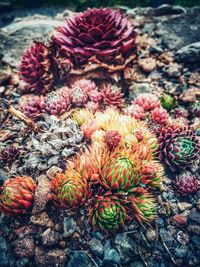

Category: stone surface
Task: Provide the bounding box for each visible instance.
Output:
[35,246,67,267]
[30,212,54,228]
[0,236,14,267]
[175,42,200,62]
[40,228,60,247]
[88,237,104,257]
[66,251,95,267]
[104,240,121,266]
[32,175,52,214]
[14,237,34,258]
[63,217,77,238]
[138,57,157,72]
[189,209,200,224]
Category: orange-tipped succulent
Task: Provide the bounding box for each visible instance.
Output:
[0,176,36,215]
[128,188,157,224]
[89,192,130,232]
[51,171,89,210]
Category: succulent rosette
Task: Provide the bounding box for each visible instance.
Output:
[160,94,175,111]
[128,188,157,223]
[0,145,19,166]
[133,93,160,111]
[158,125,200,171]
[51,172,89,210]
[70,87,88,107]
[104,130,122,149]
[175,171,198,195]
[89,192,129,232]
[100,151,141,192]
[0,176,36,215]
[123,104,145,120]
[101,84,125,108]
[150,107,169,125]
[20,42,57,94]
[42,90,71,115]
[19,95,42,121]
[72,143,103,184]
[52,8,137,78]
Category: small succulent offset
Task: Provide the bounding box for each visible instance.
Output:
[160,94,176,111]
[52,8,137,79]
[175,171,198,195]
[0,145,19,166]
[0,176,36,215]
[158,125,200,172]
[51,171,89,210]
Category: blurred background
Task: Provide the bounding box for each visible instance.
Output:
[0,0,200,11]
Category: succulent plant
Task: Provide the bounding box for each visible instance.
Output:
[19,95,42,121]
[0,145,19,166]
[20,42,57,94]
[42,90,71,116]
[70,87,88,107]
[89,192,129,232]
[22,116,83,172]
[104,130,122,149]
[81,120,99,139]
[160,94,175,110]
[72,143,103,184]
[72,79,97,94]
[189,101,200,118]
[51,171,89,210]
[88,90,102,103]
[84,101,99,112]
[175,171,198,195]
[158,125,199,171]
[128,188,156,223]
[172,107,189,119]
[52,8,136,78]
[133,93,160,111]
[0,176,36,215]
[100,150,141,192]
[72,108,94,126]
[101,84,125,108]
[150,107,169,125]
[123,104,145,120]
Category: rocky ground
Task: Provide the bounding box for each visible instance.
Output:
[0,4,200,267]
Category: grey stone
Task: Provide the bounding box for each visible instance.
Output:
[159,228,176,247]
[66,251,95,267]
[189,209,200,225]
[191,234,200,249]
[14,237,35,258]
[114,233,139,264]
[0,237,14,267]
[41,228,60,247]
[174,245,188,258]
[63,217,77,238]
[15,258,29,267]
[175,42,200,63]
[89,238,104,257]
[103,242,121,266]
[147,4,186,17]
[130,261,144,267]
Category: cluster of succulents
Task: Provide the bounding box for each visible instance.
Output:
[19,79,125,119]
[50,110,164,232]
[19,8,137,95]
[1,7,199,235]
[124,93,169,125]
[21,115,83,172]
